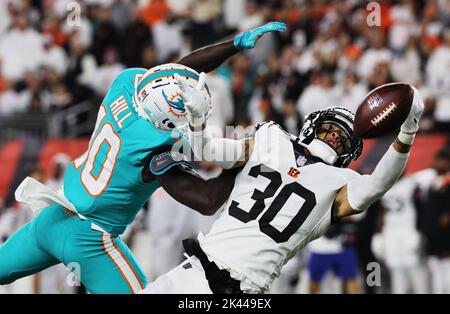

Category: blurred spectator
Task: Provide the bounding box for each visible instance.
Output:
[277,45,307,102]
[223,0,246,32]
[296,70,336,120]
[90,5,119,66]
[47,82,73,111]
[0,11,44,81]
[231,54,254,121]
[416,148,450,294]
[426,28,450,132]
[189,0,222,49]
[166,0,193,18]
[357,30,391,81]
[0,0,448,137]
[206,71,234,130]
[42,14,67,48]
[354,198,382,294]
[110,0,134,33]
[421,0,445,50]
[64,36,97,102]
[147,162,221,280]
[0,82,31,116]
[121,5,153,67]
[0,1,14,40]
[41,35,68,76]
[140,44,158,69]
[306,218,361,294]
[0,165,40,247]
[152,12,183,63]
[45,153,71,191]
[140,0,171,28]
[239,0,265,32]
[281,100,303,135]
[440,0,450,26]
[368,62,394,90]
[390,37,421,85]
[90,47,125,96]
[239,0,277,66]
[388,0,416,53]
[333,71,368,113]
[371,175,427,294]
[61,2,93,49]
[147,187,193,280]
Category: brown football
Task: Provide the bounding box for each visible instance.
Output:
[353,83,413,139]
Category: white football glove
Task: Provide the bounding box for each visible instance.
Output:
[400,86,424,134]
[175,72,211,130]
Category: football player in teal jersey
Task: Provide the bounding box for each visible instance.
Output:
[0,22,286,293]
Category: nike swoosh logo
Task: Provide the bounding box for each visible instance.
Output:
[162,90,185,112]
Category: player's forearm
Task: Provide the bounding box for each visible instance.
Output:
[189,126,244,169]
[176,40,238,73]
[158,167,238,215]
[202,168,240,213]
[177,22,286,72]
[346,142,410,212]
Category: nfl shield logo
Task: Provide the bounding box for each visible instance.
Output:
[296,155,307,167]
[367,93,383,110]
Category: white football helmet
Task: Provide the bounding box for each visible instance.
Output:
[298,106,363,168]
[133,63,210,134]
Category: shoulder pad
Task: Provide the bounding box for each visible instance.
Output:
[252,121,287,137]
[255,121,270,131]
[246,121,272,138]
[244,122,266,139]
[255,121,280,131]
[149,150,192,176]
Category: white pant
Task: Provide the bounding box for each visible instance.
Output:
[142,256,212,294]
[389,265,427,294]
[428,257,450,294]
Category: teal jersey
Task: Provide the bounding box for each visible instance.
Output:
[63,68,181,235]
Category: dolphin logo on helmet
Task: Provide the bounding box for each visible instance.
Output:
[162,90,186,112]
[132,63,209,134]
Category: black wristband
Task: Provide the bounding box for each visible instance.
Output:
[189,121,207,132]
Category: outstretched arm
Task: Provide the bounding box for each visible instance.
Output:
[142,150,240,216]
[176,22,286,73]
[333,87,425,220]
[177,40,238,73]
[175,73,254,169]
[155,166,240,216]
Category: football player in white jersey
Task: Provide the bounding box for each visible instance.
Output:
[143,76,425,294]
[371,175,427,294]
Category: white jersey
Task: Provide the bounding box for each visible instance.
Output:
[379,176,422,268]
[381,176,418,231]
[199,122,360,293]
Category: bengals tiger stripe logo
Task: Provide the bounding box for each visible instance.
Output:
[288,167,300,178]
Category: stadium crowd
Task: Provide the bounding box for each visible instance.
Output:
[0,0,449,294]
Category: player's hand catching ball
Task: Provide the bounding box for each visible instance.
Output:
[353,83,423,141]
[175,72,211,131]
[400,86,424,135]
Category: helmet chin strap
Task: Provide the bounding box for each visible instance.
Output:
[304,139,338,165]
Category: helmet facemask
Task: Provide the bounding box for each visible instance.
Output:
[299,107,363,168]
